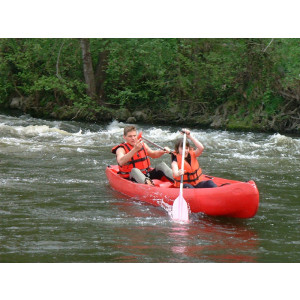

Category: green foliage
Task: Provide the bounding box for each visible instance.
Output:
[31,75,91,107]
[0,38,299,127]
[0,38,86,105]
[104,38,178,110]
[262,92,284,115]
[273,39,300,87]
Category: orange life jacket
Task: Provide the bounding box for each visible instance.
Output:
[111,142,151,178]
[173,150,204,187]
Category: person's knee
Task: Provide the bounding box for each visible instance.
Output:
[130,168,145,183]
[156,162,168,171]
[202,180,217,188]
[194,180,217,188]
[156,162,174,182]
[183,183,194,188]
[130,168,140,177]
[156,162,172,174]
[207,180,217,188]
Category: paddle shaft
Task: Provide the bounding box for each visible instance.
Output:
[141,136,173,154]
[140,136,164,150]
[179,133,187,197]
[171,132,189,222]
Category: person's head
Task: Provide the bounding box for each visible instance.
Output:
[123,125,137,146]
[174,138,190,157]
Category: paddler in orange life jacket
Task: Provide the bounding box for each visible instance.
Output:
[112,125,174,185]
[171,129,217,188]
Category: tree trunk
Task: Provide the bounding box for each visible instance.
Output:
[79,38,97,101]
[95,49,109,103]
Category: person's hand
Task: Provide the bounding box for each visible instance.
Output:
[134,139,143,151]
[163,146,171,154]
[181,128,191,137]
[177,169,185,176]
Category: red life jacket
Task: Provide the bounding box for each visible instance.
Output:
[111,142,151,178]
[173,150,204,187]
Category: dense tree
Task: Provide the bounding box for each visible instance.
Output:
[0,38,299,132]
[79,38,97,102]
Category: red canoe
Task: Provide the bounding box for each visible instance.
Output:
[106,165,259,218]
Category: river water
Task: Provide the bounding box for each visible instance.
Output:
[1,113,299,263]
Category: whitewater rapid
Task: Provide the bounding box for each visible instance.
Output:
[1,115,299,160]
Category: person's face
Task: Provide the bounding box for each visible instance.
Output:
[179,146,189,157]
[124,130,137,146]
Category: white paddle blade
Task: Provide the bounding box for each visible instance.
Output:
[172,194,189,222]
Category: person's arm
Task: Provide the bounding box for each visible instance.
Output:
[182,129,204,157]
[115,139,143,166]
[171,155,184,177]
[143,143,170,159]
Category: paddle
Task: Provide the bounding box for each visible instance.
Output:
[172,132,189,222]
[138,131,172,153]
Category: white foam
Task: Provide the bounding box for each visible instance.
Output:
[269,133,300,148]
[0,123,71,137]
[1,116,300,160]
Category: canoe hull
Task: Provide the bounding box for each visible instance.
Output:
[106,165,259,218]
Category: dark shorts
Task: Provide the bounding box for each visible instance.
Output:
[147,168,165,180]
[183,180,217,188]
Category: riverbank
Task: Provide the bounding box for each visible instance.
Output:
[1,38,299,135]
[2,96,299,134]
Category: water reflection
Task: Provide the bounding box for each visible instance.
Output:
[169,217,258,262]
[108,192,259,263]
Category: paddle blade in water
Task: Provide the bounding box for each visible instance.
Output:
[172,194,189,222]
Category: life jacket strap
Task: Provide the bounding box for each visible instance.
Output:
[174,171,203,183]
[124,156,149,165]
[118,167,151,175]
